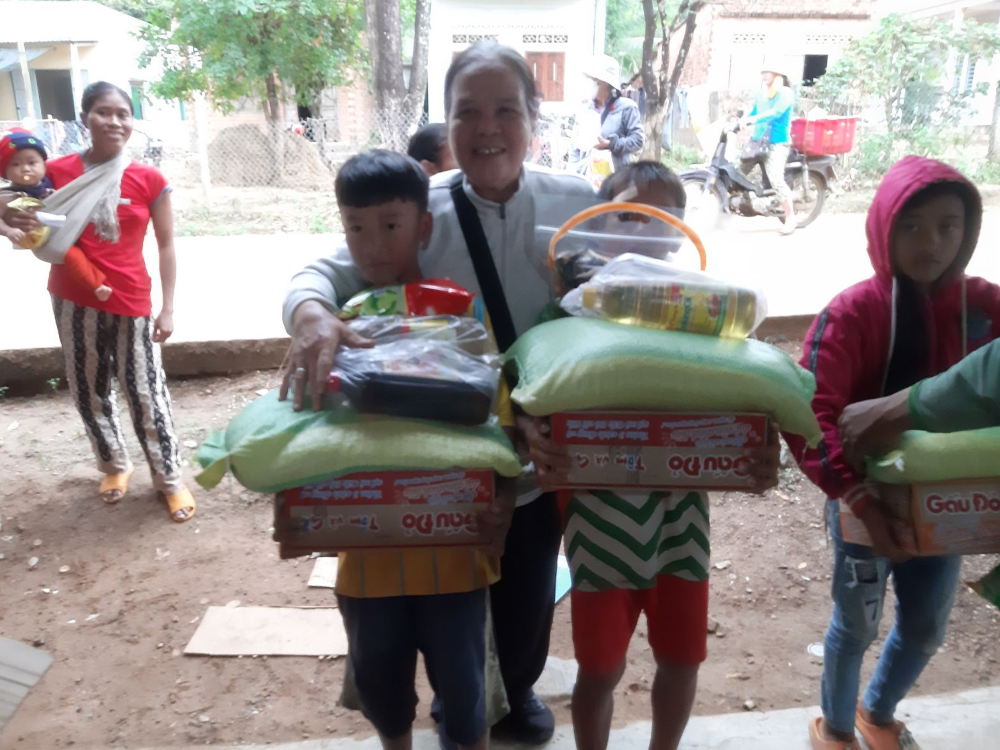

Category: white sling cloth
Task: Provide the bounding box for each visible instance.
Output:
[33,153,130,264]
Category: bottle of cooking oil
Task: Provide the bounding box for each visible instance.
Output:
[581,279,761,338]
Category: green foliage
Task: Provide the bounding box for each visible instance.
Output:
[660,144,700,173]
[139,0,365,113]
[47,378,61,392]
[605,0,647,76]
[810,14,1000,178]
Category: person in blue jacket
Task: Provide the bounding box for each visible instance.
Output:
[742,59,796,234]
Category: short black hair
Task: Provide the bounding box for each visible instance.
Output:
[81,81,133,116]
[335,150,430,213]
[407,123,448,165]
[598,161,686,209]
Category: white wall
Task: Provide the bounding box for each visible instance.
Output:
[707,17,868,94]
[427,0,604,121]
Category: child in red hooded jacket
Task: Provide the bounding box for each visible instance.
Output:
[786,156,1000,750]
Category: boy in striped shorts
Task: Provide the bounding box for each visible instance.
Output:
[543,163,782,750]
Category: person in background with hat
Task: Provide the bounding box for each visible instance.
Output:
[0,127,113,300]
[570,54,645,172]
[741,61,797,235]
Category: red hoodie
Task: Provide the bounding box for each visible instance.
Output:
[786,156,1000,516]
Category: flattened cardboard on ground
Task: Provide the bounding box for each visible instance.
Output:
[307,556,339,589]
[184,606,347,657]
[0,636,53,731]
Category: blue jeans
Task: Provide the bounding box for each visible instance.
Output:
[821,501,962,734]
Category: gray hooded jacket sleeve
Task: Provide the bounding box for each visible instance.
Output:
[281,244,367,333]
[606,101,645,164]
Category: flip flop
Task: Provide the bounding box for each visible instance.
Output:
[99,469,133,505]
[809,717,861,750]
[856,708,921,750]
[164,486,196,523]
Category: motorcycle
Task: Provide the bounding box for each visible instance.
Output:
[680,113,836,229]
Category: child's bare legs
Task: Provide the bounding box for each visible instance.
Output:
[572,662,626,750]
[650,658,699,750]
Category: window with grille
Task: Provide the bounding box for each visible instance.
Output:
[523,33,569,44]
[805,34,850,47]
[452,33,499,44]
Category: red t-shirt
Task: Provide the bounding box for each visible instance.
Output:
[46,155,170,317]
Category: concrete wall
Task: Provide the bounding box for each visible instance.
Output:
[427,0,604,121]
[706,17,867,92]
[0,72,15,119]
[722,0,871,16]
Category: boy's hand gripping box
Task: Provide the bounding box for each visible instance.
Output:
[550,412,770,491]
[273,469,494,558]
[839,479,1000,556]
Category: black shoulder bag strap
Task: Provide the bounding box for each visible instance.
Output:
[449,173,518,352]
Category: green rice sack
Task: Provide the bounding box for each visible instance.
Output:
[503,317,822,444]
[969,563,1000,610]
[195,391,522,494]
[866,426,1000,484]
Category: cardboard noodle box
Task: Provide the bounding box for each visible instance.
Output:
[549,412,770,490]
[273,469,493,558]
[839,478,1000,556]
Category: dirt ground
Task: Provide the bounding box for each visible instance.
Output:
[1,351,999,750]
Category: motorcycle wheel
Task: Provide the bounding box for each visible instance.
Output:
[682,177,725,231]
[790,172,826,229]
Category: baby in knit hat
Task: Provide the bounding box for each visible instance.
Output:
[0,128,112,301]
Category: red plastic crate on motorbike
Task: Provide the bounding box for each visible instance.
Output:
[790,117,857,156]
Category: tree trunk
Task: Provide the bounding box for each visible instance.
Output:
[640,0,662,159]
[264,71,284,184]
[988,80,1000,162]
[405,0,431,126]
[365,0,409,151]
[642,0,703,162]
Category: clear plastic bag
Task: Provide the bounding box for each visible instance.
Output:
[327,316,501,425]
[346,314,497,357]
[560,254,768,339]
[536,196,693,294]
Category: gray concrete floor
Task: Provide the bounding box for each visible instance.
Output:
[141,686,1000,750]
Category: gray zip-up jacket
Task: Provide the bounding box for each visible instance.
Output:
[571,94,645,170]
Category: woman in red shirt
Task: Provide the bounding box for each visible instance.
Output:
[6,82,195,522]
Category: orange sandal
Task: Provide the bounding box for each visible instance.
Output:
[99,469,133,505]
[164,486,196,523]
[855,708,920,750]
[809,718,861,750]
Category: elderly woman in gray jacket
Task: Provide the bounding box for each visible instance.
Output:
[571,54,645,171]
[281,41,594,747]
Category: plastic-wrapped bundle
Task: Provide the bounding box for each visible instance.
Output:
[327,315,501,426]
[561,254,767,339]
[338,278,480,321]
[5,196,65,250]
[540,201,706,295]
[345,314,496,357]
